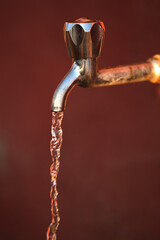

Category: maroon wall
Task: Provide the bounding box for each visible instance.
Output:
[0,1,160,240]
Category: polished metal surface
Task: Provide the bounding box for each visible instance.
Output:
[51,58,97,111]
[64,18,105,59]
[51,62,80,112]
[51,18,160,112]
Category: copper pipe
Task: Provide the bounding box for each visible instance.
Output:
[94,62,153,87]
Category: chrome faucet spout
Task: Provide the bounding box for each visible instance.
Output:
[51,61,81,112]
[51,58,97,112]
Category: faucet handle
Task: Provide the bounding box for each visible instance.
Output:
[64,18,105,59]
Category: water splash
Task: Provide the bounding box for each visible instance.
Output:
[47,112,64,240]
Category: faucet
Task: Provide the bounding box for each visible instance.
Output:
[51,18,160,112]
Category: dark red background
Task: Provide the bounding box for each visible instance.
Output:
[0,0,160,240]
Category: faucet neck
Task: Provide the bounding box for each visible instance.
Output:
[74,58,98,87]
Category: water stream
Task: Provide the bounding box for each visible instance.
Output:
[47,112,64,240]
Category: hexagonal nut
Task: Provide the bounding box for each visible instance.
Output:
[64,18,105,59]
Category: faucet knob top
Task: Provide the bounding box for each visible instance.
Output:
[64,18,105,59]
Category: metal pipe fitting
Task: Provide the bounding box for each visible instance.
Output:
[51,18,160,112]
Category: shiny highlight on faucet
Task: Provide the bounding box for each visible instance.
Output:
[51,18,160,112]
